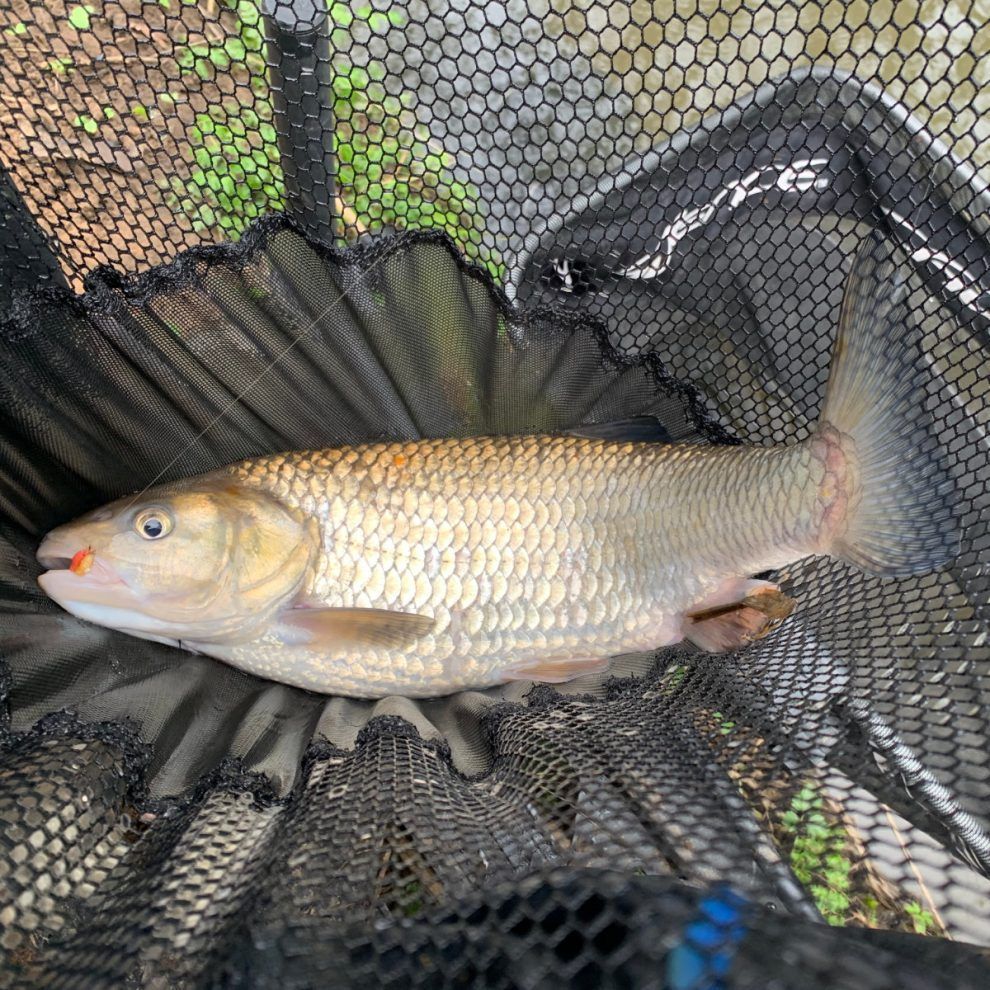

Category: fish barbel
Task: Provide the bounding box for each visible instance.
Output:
[36,236,958,697]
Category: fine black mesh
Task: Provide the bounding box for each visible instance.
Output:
[1,2,989,988]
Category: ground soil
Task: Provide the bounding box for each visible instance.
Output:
[0,0,246,290]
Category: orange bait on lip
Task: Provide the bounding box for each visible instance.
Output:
[69,547,95,576]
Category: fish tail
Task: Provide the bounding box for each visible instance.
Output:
[817,232,958,576]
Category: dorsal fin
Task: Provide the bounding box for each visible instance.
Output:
[565,415,671,444]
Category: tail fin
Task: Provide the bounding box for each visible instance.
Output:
[819,233,958,576]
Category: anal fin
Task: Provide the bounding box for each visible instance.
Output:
[503,654,611,683]
[685,584,795,653]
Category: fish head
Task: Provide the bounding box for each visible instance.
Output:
[36,481,317,644]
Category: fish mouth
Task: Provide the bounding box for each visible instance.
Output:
[36,534,128,601]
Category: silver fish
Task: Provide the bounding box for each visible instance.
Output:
[37,237,957,697]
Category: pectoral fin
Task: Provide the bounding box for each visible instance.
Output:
[276,607,435,650]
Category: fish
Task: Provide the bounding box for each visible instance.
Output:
[36,235,958,698]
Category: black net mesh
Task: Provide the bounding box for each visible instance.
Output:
[1,2,989,987]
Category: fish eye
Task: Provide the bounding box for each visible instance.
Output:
[134,508,173,541]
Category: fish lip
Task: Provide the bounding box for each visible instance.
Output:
[37,533,78,570]
[36,534,124,588]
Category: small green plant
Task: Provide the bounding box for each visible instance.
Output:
[711,711,736,735]
[47,56,74,76]
[779,783,945,934]
[68,5,93,31]
[4,21,27,37]
[72,113,99,135]
[781,784,852,925]
[904,900,937,935]
[70,106,116,134]
[168,106,284,235]
[160,1,282,235]
[658,662,688,698]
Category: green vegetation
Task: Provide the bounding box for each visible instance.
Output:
[904,900,937,935]
[782,785,853,925]
[68,5,93,31]
[72,114,97,134]
[158,0,278,234]
[47,56,74,76]
[711,711,736,735]
[779,782,940,933]
[658,662,688,696]
[165,104,283,235]
[152,0,500,275]
[329,5,497,275]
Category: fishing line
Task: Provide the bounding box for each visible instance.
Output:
[122,248,393,511]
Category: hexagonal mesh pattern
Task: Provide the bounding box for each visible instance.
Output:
[1,2,989,987]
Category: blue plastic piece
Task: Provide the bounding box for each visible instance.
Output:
[666,885,750,990]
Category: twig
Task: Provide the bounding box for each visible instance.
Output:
[883,807,948,934]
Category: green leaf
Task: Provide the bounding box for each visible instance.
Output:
[224,37,246,61]
[131,103,148,119]
[9,21,27,36]
[236,1,261,27]
[904,902,935,934]
[330,3,353,27]
[241,26,263,52]
[368,12,390,32]
[68,5,93,31]
[73,114,99,135]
